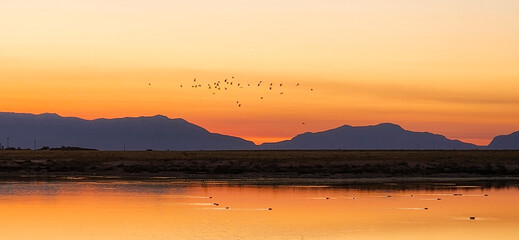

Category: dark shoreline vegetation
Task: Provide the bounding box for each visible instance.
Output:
[0,150,519,185]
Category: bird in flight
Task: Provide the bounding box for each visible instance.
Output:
[177,76,315,108]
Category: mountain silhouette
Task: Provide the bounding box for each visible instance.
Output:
[488,131,519,149]
[259,123,479,150]
[1,112,515,150]
[0,112,255,150]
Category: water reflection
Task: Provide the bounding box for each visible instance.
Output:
[0,181,517,240]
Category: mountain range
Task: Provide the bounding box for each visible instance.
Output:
[0,112,517,150]
[0,112,254,150]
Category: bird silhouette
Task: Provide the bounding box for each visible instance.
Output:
[180,76,315,108]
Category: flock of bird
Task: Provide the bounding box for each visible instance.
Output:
[150,76,315,109]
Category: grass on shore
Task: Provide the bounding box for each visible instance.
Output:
[0,150,518,180]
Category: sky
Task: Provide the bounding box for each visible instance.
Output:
[1,0,519,145]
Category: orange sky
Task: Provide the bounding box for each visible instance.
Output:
[1,0,519,145]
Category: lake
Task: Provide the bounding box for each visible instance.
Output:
[0,181,517,240]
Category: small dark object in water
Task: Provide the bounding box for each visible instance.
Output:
[209,197,212,199]
[325,197,330,200]
[387,195,392,198]
[437,198,442,200]
[226,207,229,209]
[410,195,414,197]
[213,203,219,206]
[352,197,356,200]
[484,194,488,196]
[470,217,476,220]
[424,208,428,210]
[268,208,272,211]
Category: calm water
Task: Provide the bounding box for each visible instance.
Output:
[0,181,518,240]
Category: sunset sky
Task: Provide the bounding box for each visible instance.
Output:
[1,0,518,145]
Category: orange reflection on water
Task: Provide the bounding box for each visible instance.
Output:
[0,182,517,240]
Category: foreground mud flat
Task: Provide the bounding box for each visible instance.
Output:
[0,150,518,184]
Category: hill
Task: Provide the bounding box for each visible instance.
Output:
[488,131,519,149]
[0,112,255,150]
[260,123,479,150]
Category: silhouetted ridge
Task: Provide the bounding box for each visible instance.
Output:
[489,131,519,149]
[260,123,478,150]
[0,112,254,150]
[1,112,514,150]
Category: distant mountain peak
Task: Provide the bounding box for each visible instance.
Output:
[489,131,519,149]
[332,123,403,133]
[374,122,404,129]
[0,112,254,150]
[151,114,169,119]
[261,122,478,150]
[38,113,61,118]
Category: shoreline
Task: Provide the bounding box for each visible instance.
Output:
[1,150,518,186]
[1,175,519,186]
